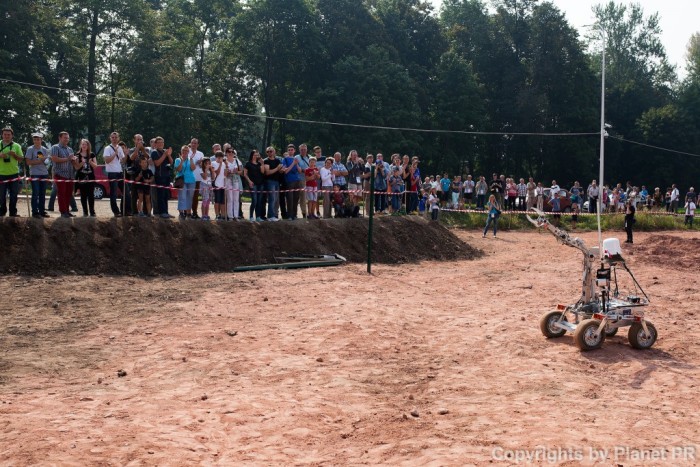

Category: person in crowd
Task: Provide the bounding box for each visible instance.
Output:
[388,166,402,213]
[117,140,132,215]
[150,136,174,219]
[640,185,649,209]
[489,173,503,207]
[548,191,562,224]
[262,146,282,221]
[211,150,227,220]
[50,131,77,218]
[346,150,364,212]
[571,202,580,229]
[281,144,302,220]
[304,156,320,219]
[483,194,501,238]
[624,200,636,244]
[549,180,560,200]
[670,183,680,212]
[186,138,204,219]
[587,179,599,214]
[74,139,97,217]
[312,146,324,218]
[438,173,450,208]
[103,131,125,217]
[134,156,154,217]
[684,197,696,227]
[664,187,672,212]
[475,175,487,210]
[244,149,265,221]
[198,158,213,221]
[429,186,439,221]
[516,178,527,211]
[24,132,51,218]
[418,188,428,217]
[651,187,662,210]
[129,134,151,215]
[525,177,536,211]
[535,182,544,211]
[175,144,197,219]
[685,187,696,204]
[224,147,242,221]
[332,151,348,195]
[611,188,620,213]
[451,175,462,209]
[506,177,517,210]
[373,155,388,214]
[407,159,421,214]
[570,181,582,205]
[0,127,23,217]
[318,157,334,219]
[332,184,345,218]
[463,174,475,209]
[295,144,311,218]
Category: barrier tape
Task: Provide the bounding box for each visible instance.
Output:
[0,175,413,196]
[441,207,682,217]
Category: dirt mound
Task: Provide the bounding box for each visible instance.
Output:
[0,216,480,276]
[634,234,700,270]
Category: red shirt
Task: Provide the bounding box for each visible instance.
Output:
[305,167,318,187]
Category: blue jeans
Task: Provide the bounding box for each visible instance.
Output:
[0,174,19,216]
[178,182,195,211]
[250,184,265,219]
[155,176,171,215]
[31,175,48,214]
[375,192,387,212]
[391,187,401,211]
[483,213,499,236]
[107,172,122,215]
[265,180,279,218]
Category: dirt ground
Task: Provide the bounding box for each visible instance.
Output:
[0,228,698,465]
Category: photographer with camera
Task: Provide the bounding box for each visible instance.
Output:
[0,127,24,217]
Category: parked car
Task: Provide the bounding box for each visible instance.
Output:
[93,165,178,200]
[541,188,573,213]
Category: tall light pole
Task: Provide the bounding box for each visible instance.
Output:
[597,25,606,260]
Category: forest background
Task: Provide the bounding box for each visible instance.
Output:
[1,0,699,189]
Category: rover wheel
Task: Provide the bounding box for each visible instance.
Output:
[628,321,657,349]
[539,311,568,338]
[573,319,605,351]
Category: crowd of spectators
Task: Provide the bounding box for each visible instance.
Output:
[0,127,696,226]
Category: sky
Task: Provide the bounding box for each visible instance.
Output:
[429,0,699,79]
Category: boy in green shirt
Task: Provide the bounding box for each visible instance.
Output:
[0,127,24,217]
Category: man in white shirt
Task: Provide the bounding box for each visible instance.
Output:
[103,131,125,217]
[550,180,560,200]
[188,138,204,219]
[670,184,680,212]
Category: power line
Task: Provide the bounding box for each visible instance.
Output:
[609,135,700,158]
[1,77,599,137]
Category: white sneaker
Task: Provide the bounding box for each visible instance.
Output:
[268,217,279,222]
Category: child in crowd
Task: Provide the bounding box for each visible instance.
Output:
[200,158,213,221]
[332,185,345,218]
[418,189,427,216]
[571,202,579,229]
[389,167,403,214]
[548,192,561,224]
[134,157,153,216]
[428,187,440,221]
[305,157,320,219]
[685,199,696,227]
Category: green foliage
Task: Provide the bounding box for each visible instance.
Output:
[0,0,697,199]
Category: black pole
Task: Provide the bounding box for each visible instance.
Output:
[367,165,375,274]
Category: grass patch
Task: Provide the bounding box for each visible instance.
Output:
[440,210,698,232]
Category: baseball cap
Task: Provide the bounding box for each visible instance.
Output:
[31,132,43,138]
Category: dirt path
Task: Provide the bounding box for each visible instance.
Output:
[1,230,698,465]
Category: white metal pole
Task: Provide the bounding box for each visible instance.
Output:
[597,29,606,260]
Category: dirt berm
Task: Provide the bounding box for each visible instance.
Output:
[0,216,481,275]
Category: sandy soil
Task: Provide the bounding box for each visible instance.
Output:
[1,229,698,465]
